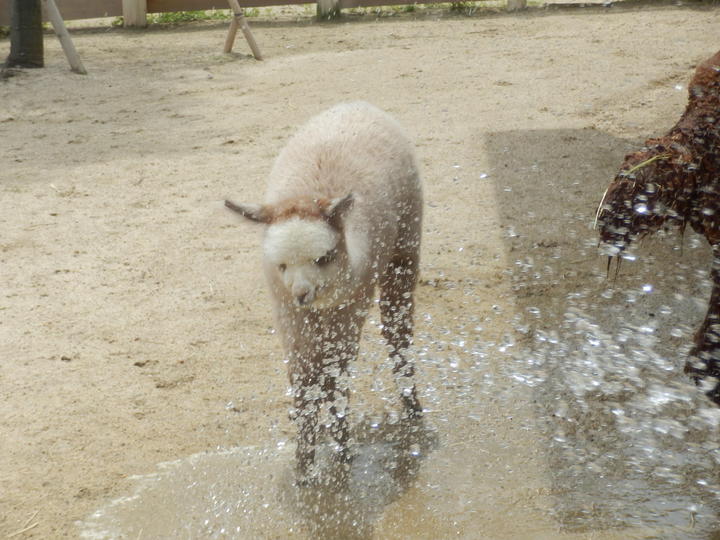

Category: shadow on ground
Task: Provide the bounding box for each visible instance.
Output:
[485,128,720,537]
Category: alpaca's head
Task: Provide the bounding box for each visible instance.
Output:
[226,194,354,309]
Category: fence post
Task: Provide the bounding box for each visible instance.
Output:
[507,0,526,10]
[122,0,147,27]
[316,0,340,20]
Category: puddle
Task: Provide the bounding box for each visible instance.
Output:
[78,425,433,540]
[77,309,700,539]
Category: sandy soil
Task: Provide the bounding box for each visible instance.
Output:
[2,2,720,538]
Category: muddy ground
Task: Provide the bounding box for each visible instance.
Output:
[2,2,720,538]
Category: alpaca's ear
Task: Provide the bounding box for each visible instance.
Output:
[325,193,354,225]
[225,200,270,223]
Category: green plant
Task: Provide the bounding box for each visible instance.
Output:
[449,1,479,15]
[0,26,9,38]
[147,9,232,25]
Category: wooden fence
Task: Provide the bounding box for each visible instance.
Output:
[0,0,526,26]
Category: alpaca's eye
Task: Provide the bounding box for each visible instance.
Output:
[279,264,287,272]
[314,249,337,267]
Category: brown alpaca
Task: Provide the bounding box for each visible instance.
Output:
[597,50,720,403]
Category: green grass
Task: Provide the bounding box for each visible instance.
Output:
[112,9,234,27]
[346,4,421,16]
[346,1,487,17]
[148,9,233,24]
[449,1,481,14]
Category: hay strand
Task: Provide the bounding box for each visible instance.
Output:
[6,510,39,538]
[622,153,671,177]
[7,522,39,538]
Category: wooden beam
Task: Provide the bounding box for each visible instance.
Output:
[122,0,147,26]
[147,0,297,10]
[44,0,87,74]
[2,0,542,26]
[1,0,122,26]
[337,0,414,7]
[317,0,340,19]
[224,17,239,52]
[224,0,262,60]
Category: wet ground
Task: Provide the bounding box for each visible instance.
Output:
[77,126,720,540]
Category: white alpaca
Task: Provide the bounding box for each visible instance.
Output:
[226,102,423,480]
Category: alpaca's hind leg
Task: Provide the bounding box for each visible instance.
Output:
[380,255,422,419]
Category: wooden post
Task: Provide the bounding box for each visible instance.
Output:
[316,0,340,20]
[224,17,238,53]
[506,0,527,10]
[43,0,86,74]
[122,0,147,27]
[224,0,262,61]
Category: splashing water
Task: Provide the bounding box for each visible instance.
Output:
[78,249,720,539]
[501,249,720,538]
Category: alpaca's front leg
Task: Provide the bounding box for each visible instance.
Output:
[290,369,320,480]
[322,359,352,467]
[686,245,720,404]
[380,256,423,419]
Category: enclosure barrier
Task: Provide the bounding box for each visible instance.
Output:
[0,0,527,26]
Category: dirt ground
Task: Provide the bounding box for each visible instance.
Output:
[2,2,720,538]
